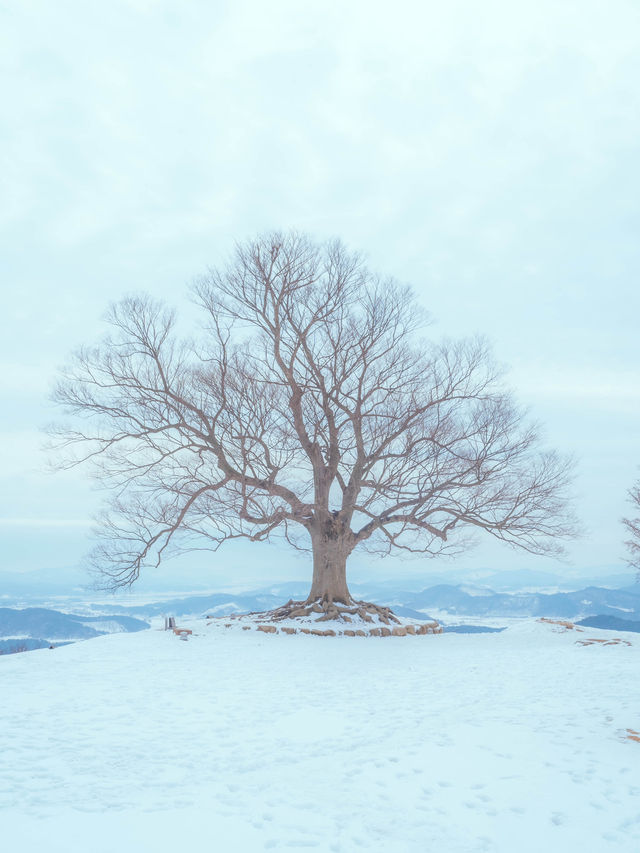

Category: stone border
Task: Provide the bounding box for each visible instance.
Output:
[252,623,442,637]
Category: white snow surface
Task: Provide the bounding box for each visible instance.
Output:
[2,617,640,852]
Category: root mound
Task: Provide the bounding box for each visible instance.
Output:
[253,597,402,626]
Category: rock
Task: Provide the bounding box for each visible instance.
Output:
[380,627,391,637]
[300,628,311,634]
[257,625,277,634]
[392,626,407,637]
[405,625,416,635]
[420,624,442,634]
[368,627,381,636]
[281,627,296,635]
[344,630,355,637]
[242,626,251,630]
[355,630,366,637]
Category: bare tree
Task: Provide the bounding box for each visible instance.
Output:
[623,477,640,575]
[52,231,576,618]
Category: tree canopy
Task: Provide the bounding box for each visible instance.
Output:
[52,232,576,603]
[623,477,640,575]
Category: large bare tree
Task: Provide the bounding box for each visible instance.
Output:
[52,232,576,617]
[623,477,640,575]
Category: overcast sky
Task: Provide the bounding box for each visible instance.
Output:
[1,0,639,589]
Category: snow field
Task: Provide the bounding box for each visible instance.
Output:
[2,619,639,852]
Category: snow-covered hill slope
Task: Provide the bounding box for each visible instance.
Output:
[0,607,149,642]
[2,619,639,852]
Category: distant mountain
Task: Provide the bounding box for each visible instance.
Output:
[95,592,285,619]
[0,638,69,654]
[3,564,635,603]
[3,582,639,653]
[0,608,149,642]
[618,584,640,596]
[405,584,640,620]
[446,568,636,592]
[84,582,640,625]
[575,615,640,633]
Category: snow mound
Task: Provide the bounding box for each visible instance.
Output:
[205,610,442,637]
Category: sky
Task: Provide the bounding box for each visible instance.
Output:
[1,0,639,592]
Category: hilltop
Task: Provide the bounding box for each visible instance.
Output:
[2,616,639,851]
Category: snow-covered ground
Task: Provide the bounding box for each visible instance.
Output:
[2,618,639,852]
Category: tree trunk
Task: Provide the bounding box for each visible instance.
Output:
[306,531,353,604]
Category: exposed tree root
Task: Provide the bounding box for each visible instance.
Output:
[249,597,402,625]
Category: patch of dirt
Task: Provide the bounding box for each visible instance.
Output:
[575,637,632,647]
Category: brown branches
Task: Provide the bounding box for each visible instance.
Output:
[51,231,578,591]
[623,477,640,575]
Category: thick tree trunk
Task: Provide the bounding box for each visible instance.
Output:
[306,531,353,604]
